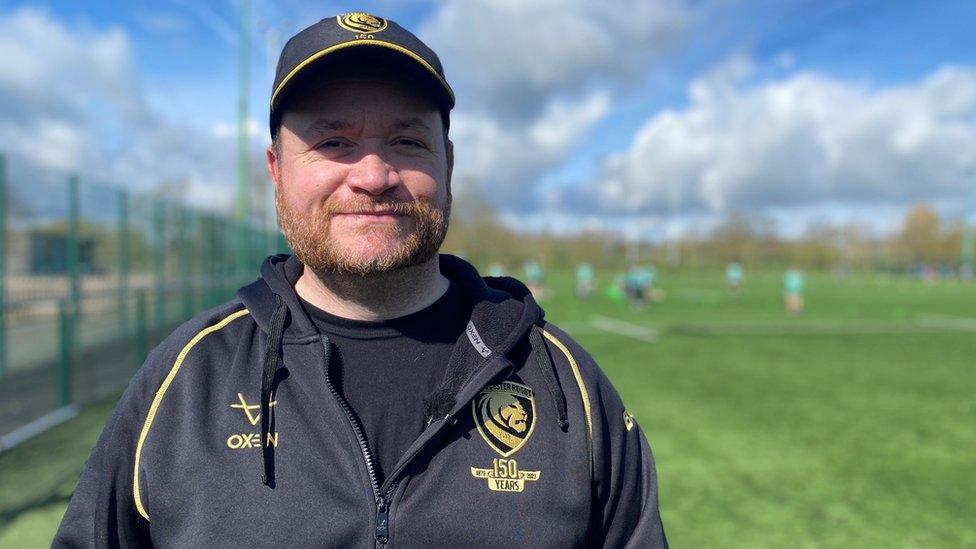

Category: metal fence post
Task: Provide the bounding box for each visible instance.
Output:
[179,206,192,320]
[67,173,81,314]
[118,188,129,334]
[212,216,224,306]
[135,290,147,369]
[202,214,211,308]
[58,299,73,407]
[153,199,165,327]
[0,153,7,377]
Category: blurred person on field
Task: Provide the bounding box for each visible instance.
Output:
[624,264,654,310]
[523,259,547,299]
[726,261,744,295]
[783,267,805,314]
[576,262,594,299]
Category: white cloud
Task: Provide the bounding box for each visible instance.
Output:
[211,118,262,140]
[584,56,976,217]
[418,0,691,208]
[0,7,264,216]
[529,92,612,155]
[421,0,688,118]
[450,91,611,202]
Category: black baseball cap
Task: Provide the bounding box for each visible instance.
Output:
[269,12,455,138]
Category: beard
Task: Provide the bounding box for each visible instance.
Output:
[276,190,451,276]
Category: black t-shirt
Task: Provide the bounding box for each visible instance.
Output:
[299,282,471,485]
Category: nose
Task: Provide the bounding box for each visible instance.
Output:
[346,152,400,196]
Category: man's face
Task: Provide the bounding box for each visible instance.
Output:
[267,68,453,276]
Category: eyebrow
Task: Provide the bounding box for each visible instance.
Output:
[303,118,352,136]
[301,116,434,138]
[392,117,432,133]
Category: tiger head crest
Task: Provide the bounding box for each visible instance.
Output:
[472,381,536,457]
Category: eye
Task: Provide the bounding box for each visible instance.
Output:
[316,138,352,150]
[393,137,428,149]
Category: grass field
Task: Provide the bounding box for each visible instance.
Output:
[1,268,974,547]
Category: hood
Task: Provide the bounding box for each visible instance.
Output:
[238,254,544,406]
[239,253,542,349]
[237,253,566,487]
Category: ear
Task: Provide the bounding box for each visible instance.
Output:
[445,138,454,194]
[266,144,281,192]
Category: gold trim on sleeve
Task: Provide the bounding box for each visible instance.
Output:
[132,308,251,521]
[541,329,593,476]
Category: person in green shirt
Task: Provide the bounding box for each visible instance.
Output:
[726,262,744,295]
[783,267,805,314]
[523,260,547,299]
[576,263,594,298]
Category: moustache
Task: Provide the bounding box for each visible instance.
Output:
[320,198,434,217]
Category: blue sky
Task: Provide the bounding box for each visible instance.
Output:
[1,0,974,238]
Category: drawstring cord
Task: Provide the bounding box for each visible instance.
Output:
[423,324,569,430]
[529,325,568,430]
[261,294,287,487]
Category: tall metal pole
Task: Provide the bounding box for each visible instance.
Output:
[67,174,81,314]
[666,179,681,267]
[118,189,129,333]
[153,199,165,327]
[58,298,73,406]
[236,0,251,274]
[0,153,7,377]
[963,214,974,278]
[179,207,193,320]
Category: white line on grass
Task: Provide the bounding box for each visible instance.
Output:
[591,315,660,343]
[684,318,976,335]
[0,405,79,452]
[581,315,976,341]
[917,314,976,332]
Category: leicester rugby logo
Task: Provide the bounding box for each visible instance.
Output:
[337,12,388,34]
[472,381,536,457]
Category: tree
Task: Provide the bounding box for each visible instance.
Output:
[898,204,941,265]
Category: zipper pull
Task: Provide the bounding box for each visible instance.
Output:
[375,496,390,544]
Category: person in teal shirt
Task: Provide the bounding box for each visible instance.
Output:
[783,268,805,314]
[523,260,546,299]
[726,262,744,295]
[576,263,594,298]
[624,264,655,309]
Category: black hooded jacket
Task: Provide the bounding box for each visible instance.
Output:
[54,254,667,548]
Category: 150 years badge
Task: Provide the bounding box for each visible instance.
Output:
[470,381,541,492]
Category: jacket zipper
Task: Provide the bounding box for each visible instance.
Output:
[370,425,442,545]
[318,337,512,546]
[319,337,386,543]
[372,436,434,544]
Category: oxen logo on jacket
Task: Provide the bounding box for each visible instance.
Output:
[226,392,279,449]
[472,381,536,457]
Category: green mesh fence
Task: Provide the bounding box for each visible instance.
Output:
[0,152,289,440]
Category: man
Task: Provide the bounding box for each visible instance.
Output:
[576,262,595,299]
[726,261,744,295]
[522,259,547,299]
[784,266,805,314]
[624,263,655,310]
[55,13,666,548]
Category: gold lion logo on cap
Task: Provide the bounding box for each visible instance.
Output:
[337,12,388,34]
